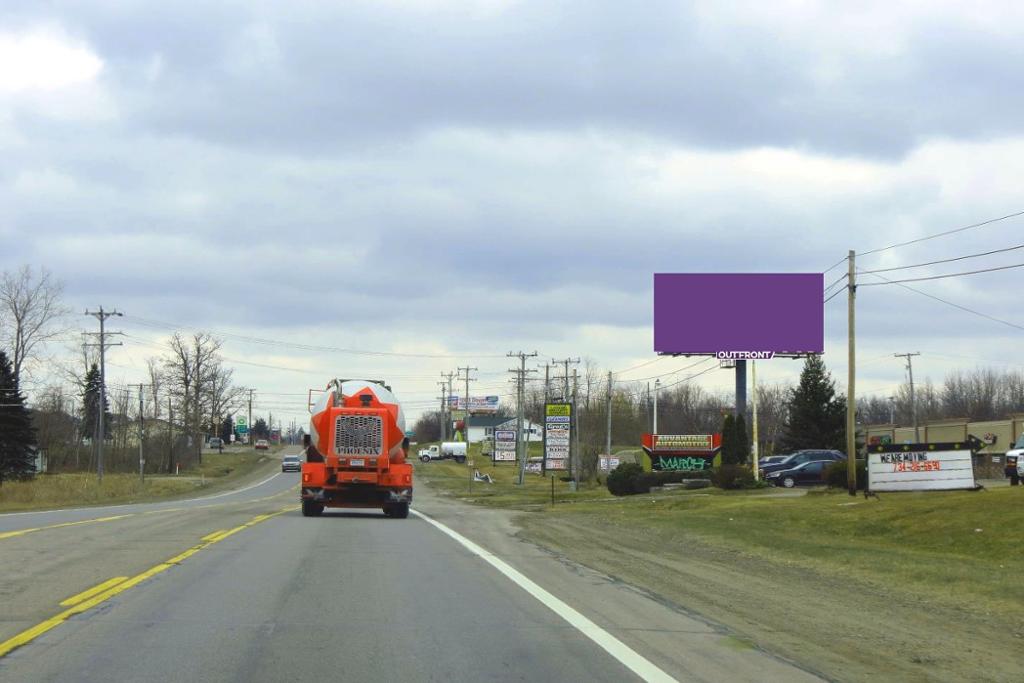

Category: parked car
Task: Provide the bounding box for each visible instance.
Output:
[1005,434,1024,485]
[759,449,844,478]
[758,455,787,467]
[281,454,302,472]
[208,437,223,449]
[766,459,832,488]
[255,439,269,451]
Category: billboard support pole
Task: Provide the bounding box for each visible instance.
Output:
[751,361,759,480]
[734,360,747,419]
[605,372,613,460]
[847,250,857,496]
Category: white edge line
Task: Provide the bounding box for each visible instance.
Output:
[411,509,677,683]
[0,472,286,518]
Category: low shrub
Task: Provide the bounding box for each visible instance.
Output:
[607,462,644,496]
[825,460,868,490]
[710,464,756,490]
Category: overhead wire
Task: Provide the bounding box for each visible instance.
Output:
[858,208,1024,256]
[857,261,1024,286]
[858,242,1024,275]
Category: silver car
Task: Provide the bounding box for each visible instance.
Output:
[281,454,302,472]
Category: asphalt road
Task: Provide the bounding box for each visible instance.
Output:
[0,456,821,682]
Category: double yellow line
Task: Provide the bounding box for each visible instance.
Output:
[0,504,299,659]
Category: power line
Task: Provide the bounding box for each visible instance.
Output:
[122,315,510,359]
[859,209,1024,257]
[861,271,1024,333]
[822,255,850,275]
[857,261,1024,286]
[823,272,848,293]
[823,287,845,304]
[619,357,713,383]
[613,355,667,376]
[859,242,1024,275]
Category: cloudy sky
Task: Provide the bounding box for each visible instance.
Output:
[3,0,1024,425]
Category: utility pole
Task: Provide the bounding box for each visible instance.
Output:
[751,362,759,481]
[653,378,660,434]
[437,381,448,441]
[846,251,857,496]
[84,307,123,482]
[247,389,254,446]
[168,395,174,474]
[605,371,613,457]
[888,395,896,425]
[458,366,478,442]
[895,352,921,441]
[138,384,146,483]
[441,371,456,440]
[551,357,580,401]
[508,351,538,485]
[572,368,580,488]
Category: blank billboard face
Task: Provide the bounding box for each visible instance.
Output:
[654,273,824,355]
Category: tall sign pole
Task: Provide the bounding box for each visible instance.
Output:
[846,250,857,496]
[751,362,759,481]
[508,351,538,485]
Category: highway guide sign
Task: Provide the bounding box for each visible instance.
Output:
[867,442,978,492]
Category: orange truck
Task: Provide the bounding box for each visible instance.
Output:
[300,379,412,518]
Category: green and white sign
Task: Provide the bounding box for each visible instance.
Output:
[236,416,249,434]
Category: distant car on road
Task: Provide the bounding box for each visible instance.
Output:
[759,449,844,478]
[281,454,301,472]
[208,437,223,449]
[766,459,832,488]
[255,439,269,451]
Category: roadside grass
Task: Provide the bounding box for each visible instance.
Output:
[0,448,276,512]
[534,486,1024,613]
[418,451,1024,614]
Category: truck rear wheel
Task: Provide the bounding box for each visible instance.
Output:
[384,503,409,519]
[302,500,324,517]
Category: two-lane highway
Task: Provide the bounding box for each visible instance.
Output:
[0,457,821,682]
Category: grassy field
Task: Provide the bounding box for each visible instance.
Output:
[419,451,1024,681]
[0,448,277,512]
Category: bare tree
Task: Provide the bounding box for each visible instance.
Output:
[0,265,70,385]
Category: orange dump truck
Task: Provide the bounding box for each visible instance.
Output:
[300,379,412,518]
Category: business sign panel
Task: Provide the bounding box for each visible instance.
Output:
[544,403,572,471]
[654,273,824,355]
[599,456,621,471]
[448,395,501,413]
[868,443,978,492]
[494,428,517,462]
[641,433,721,471]
[235,416,249,435]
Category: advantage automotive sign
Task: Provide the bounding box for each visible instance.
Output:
[867,442,978,492]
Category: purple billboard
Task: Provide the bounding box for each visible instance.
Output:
[654,273,824,356]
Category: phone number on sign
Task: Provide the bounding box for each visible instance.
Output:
[893,461,941,473]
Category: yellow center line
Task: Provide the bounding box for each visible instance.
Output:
[59,577,129,607]
[0,505,300,659]
[0,515,135,541]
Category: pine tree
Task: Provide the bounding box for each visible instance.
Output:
[778,355,847,453]
[720,413,737,464]
[220,416,233,443]
[735,414,750,465]
[80,363,110,441]
[0,351,37,484]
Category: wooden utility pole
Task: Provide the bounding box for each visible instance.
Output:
[751,362,759,481]
[894,353,922,442]
[846,250,857,496]
[508,351,538,484]
[458,366,477,442]
[605,371,613,457]
[83,307,123,482]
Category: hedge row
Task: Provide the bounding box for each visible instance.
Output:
[606,463,759,495]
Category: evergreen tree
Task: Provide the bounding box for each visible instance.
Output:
[735,414,750,465]
[252,417,269,439]
[720,413,737,464]
[0,351,37,484]
[778,355,847,453]
[81,363,110,441]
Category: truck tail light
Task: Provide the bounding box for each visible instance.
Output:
[302,473,311,483]
[404,474,411,484]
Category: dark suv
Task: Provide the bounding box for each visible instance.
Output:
[759,449,844,478]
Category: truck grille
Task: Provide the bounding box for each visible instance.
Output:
[334,415,383,456]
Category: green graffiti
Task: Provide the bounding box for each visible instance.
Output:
[655,456,710,471]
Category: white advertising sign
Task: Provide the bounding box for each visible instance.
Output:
[493,450,517,462]
[599,456,621,471]
[546,459,567,470]
[868,447,976,492]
